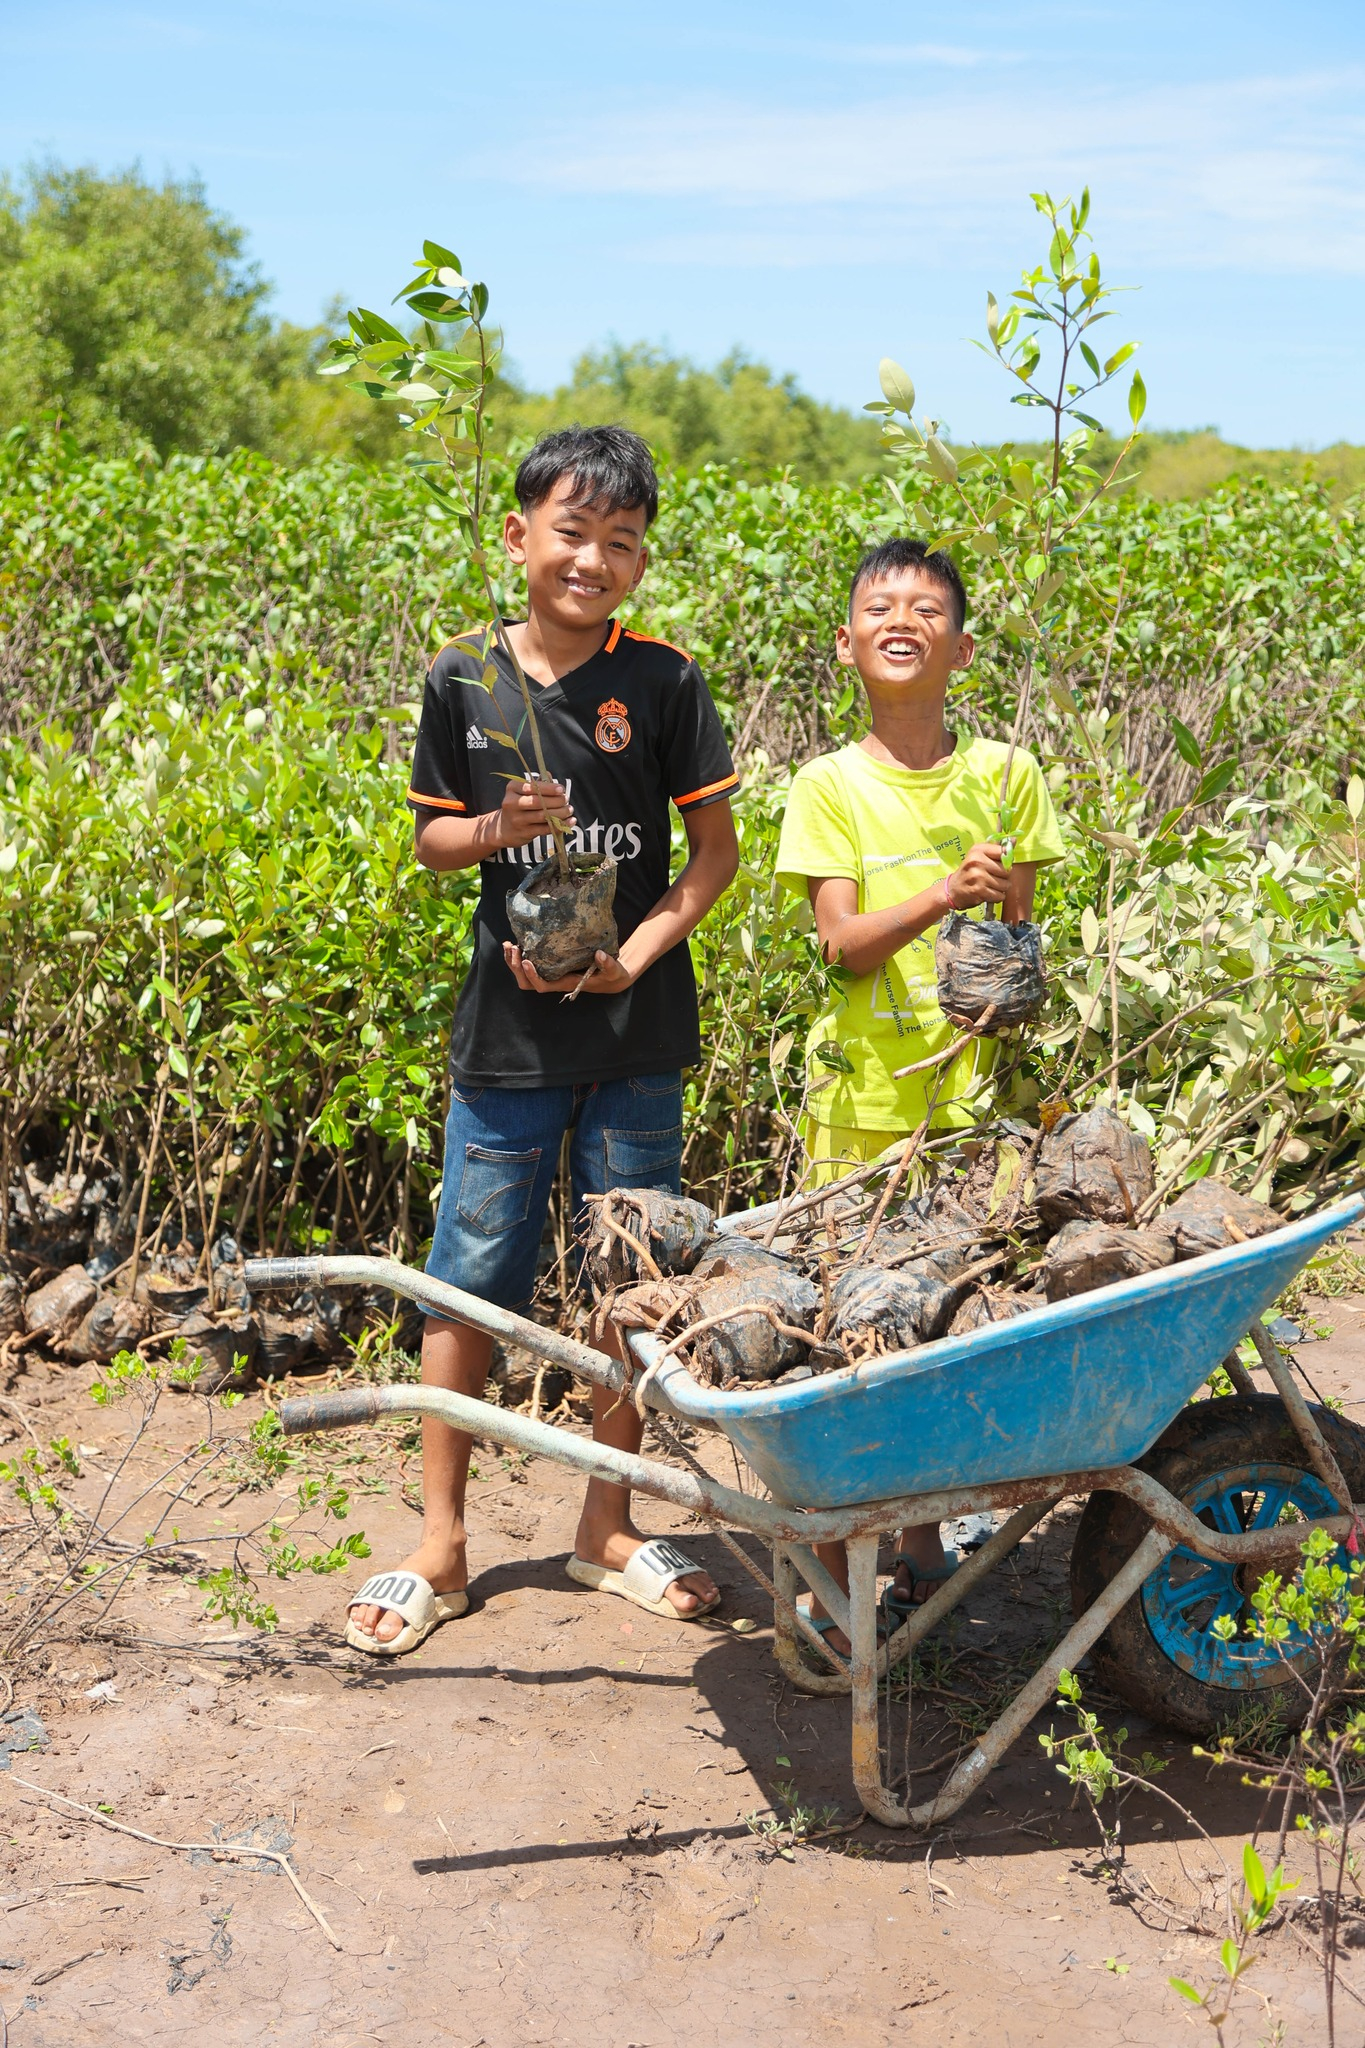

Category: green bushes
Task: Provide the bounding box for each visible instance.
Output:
[0,669,463,1255]
[0,425,1362,1269]
[5,427,1361,794]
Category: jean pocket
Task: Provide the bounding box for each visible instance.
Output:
[448,1081,485,1107]
[603,1125,682,1191]
[456,1144,541,1236]
[628,1072,681,1098]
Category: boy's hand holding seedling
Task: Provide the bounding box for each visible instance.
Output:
[413,775,575,868]
[948,840,1013,912]
[499,776,575,849]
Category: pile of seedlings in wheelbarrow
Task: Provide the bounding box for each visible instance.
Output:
[580,1108,1287,1394]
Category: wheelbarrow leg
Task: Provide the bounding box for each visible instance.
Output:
[848,1535,913,1827]
[908,1524,1172,1827]
[877,1498,1058,1675]
[772,1547,851,1696]
[1248,1321,1354,1512]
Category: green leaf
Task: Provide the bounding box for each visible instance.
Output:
[422,239,461,270]
[1103,341,1137,376]
[1193,759,1237,805]
[1128,369,1147,425]
[355,307,407,346]
[483,728,522,750]
[1168,1979,1202,2004]
[359,340,409,367]
[878,358,916,413]
[814,1041,854,1074]
[1262,875,1294,921]
[925,435,958,484]
[406,290,463,320]
[1170,716,1202,771]
[1347,773,1364,821]
[1243,1843,1267,1903]
[1084,827,1142,855]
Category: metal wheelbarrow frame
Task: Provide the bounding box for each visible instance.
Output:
[248,1192,1364,1829]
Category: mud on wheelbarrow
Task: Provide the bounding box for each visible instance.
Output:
[247,1193,1365,1830]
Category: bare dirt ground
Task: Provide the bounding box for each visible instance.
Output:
[2,1294,1364,2048]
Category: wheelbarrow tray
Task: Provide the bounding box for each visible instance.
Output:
[649,1199,1358,1511]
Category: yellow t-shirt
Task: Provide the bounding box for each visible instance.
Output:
[776,737,1064,1132]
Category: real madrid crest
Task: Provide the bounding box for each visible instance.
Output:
[594,697,631,754]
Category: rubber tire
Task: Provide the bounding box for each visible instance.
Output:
[1070,1394,1365,1738]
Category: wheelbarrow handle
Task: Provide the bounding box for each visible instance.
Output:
[279,1389,384,1436]
[241,1253,626,1395]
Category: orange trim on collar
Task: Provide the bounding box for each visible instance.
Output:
[673,771,738,809]
[625,627,691,661]
[407,788,467,812]
[604,619,622,654]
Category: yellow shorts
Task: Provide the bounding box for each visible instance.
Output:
[801,1120,912,1189]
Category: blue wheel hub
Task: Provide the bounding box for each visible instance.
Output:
[1141,1461,1340,1689]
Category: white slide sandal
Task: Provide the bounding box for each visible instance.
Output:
[344,1570,469,1657]
[566,1537,720,1620]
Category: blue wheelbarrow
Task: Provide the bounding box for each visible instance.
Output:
[248,1192,1365,1828]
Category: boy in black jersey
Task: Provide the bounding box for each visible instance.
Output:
[346,427,739,1656]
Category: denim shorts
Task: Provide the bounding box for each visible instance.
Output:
[425,1072,684,1312]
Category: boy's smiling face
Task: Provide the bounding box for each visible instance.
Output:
[503,475,649,634]
[836,567,974,699]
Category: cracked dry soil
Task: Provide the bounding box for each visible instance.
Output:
[3,1297,1364,2047]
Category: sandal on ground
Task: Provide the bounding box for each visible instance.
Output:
[881,1549,959,1623]
[345,1570,469,1658]
[565,1537,720,1620]
[794,1596,893,1655]
[795,1599,849,1661]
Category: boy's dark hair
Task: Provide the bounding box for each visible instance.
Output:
[514,424,659,530]
[848,538,967,630]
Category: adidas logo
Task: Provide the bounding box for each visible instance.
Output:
[465,724,488,749]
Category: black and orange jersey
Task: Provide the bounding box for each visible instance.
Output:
[408,619,737,1088]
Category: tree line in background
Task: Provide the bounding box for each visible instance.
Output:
[0,164,879,481]
[3,162,1364,497]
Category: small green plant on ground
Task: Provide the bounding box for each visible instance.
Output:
[1167,1843,1298,2046]
[1046,1526,1365,2046]
[744,1779,843,1859]
[0,1345,369,1657]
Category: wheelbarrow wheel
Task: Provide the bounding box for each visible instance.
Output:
[1070,1393,1365,1739]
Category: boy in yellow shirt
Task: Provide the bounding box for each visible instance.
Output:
[776,537,1063,1634]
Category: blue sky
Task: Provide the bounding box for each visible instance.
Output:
[4,0,1364,444]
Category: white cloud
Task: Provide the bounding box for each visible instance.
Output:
[741,39,1018,67]
[516,67,1365,276]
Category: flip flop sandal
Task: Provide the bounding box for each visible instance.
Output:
[566,1537,720,1620]
[881,1548,960,1623]
[794,1599,849,1657]
[794,1598,892,1655]
[345,1570,469,1657]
